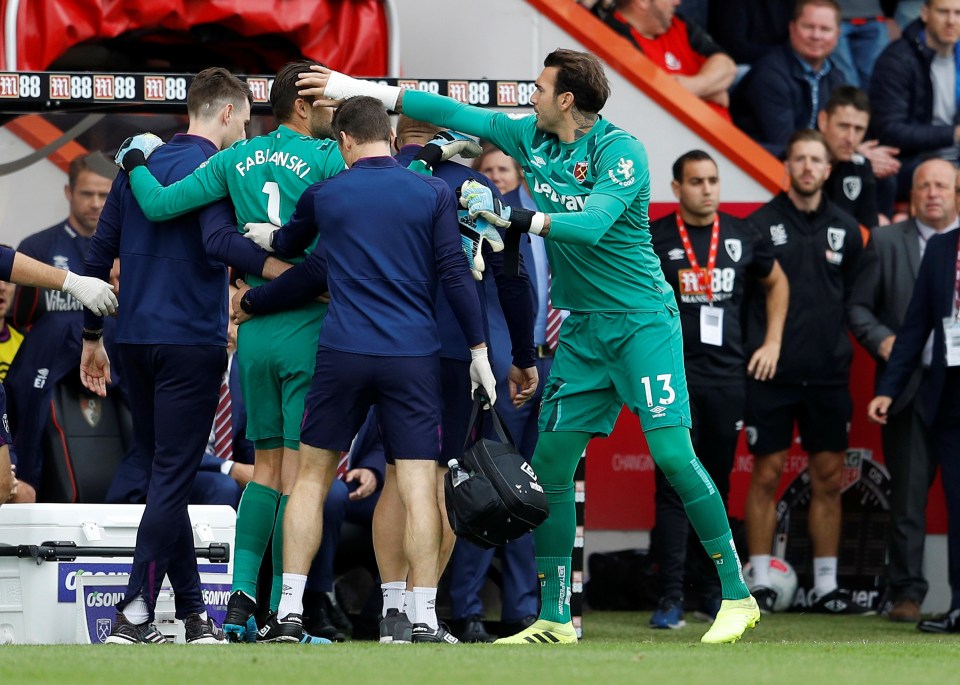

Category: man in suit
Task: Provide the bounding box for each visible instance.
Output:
[868,190,960,633]
[850,158,958,623]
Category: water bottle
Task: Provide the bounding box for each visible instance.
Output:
[448,458,469,487]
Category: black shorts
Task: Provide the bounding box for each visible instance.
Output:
[300,347,442,460]
[744,381,851,456]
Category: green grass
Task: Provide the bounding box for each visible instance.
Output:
[3,612,958,685]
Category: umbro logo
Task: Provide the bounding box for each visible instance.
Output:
[651,406,667,418]
[531,155,546,168]
[668,248,685,261]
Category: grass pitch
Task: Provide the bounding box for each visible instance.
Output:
[3,611,958,685]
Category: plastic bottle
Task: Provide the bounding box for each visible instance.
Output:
[448,458,469,487]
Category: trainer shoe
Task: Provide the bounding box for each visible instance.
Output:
[411,622,460,644]
[809,588,874,615]
[700,595,761,644]
[304,601,346,643]
[257,612,332,644]
[650,597,686,629]
[493,619,578,644]
[184,613,225,644]
[322,590,353,635]
[104,612,169,644]
[752,586,779,614]
[223,590,258,643]
[459,615,495,643]
[379,609,413,644]
[918,608,960,633]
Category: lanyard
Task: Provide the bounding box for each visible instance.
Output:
[675,211,720,303]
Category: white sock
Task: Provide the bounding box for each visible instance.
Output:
[381,581,406,617]
[813,557,838,596]
[277,573,307,620]
[749,555,772,588]
[122,594,149,624]
[413,587,438,630]
[403,586,412,618]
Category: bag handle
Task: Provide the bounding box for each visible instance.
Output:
[460,388,518,454]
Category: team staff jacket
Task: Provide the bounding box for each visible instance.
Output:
[745,192,863,385]
[244,156,484,356]
[13,222,91,328]
[824,155,878,229]
[401,91,673,316]
[84,134,238,345]
[395,145,535,369]
[650,211,775,384]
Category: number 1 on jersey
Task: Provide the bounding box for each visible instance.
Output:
[262,181,282,226]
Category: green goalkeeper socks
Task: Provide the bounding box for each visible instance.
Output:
[530,431,591,624]
[232,481,281,598]
[647,426,750,600]
[270,494,289,612]
[536,556,572,624]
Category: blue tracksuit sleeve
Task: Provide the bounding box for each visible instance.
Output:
[487,237,536,369]
[434,187,485,347]
[272,185,322,259]
[83,174,125,331]
[199,200,269,276]
[0,246,13,281]
[243,244,328,315]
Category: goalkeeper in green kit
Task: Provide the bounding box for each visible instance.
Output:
[296,48,760,644]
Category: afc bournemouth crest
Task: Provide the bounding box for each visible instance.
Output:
[827,227,846,251]
[573,161,588,183]
[842,176,861,201]
[724,238,742,262]
[81,398,101,428]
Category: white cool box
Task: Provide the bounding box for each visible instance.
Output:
[0,504,236,644]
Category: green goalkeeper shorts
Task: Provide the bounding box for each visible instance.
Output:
[237,303,326,450]
[538,309,691,436]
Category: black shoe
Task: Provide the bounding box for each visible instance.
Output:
[752,587,779,614]
[809,589,874,615]
[694,596,722,623]
[411,622,460,644]
[305,601,346,643]
[223,590,258,643]
[257,612,332,644]
[323,590,353,634]
[459,615,495,642]
[184,613,225,644]
[918,609,960,633]
[379,609,413,644]
[500,614,537,635]
[104,612,168,644]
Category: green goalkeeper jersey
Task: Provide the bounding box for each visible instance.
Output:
[403,91,674,313]
[127,125,346,289]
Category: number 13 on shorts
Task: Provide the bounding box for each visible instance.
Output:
[640,374,675,408]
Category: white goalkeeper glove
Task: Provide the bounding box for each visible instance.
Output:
[242,222,277,252]
[413,131,483,172]
[469,347,497,408]
[459,212,504,281]
[115,133,164,171]
[62,271,118,316]
[459,180,546,235]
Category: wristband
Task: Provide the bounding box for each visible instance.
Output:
[412,144,443,171]
[82,328,103,341]
[123,150,146,171]
[508,208,545,236]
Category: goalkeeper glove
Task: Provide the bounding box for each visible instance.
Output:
[115,133,164,171]
[413,131,483,171]
[458,212,505,281]
[459,180,546,236]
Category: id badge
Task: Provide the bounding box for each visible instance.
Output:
[944,318,960,367]
[700,305,724,346]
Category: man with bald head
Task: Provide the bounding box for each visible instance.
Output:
[849,157,959,623]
